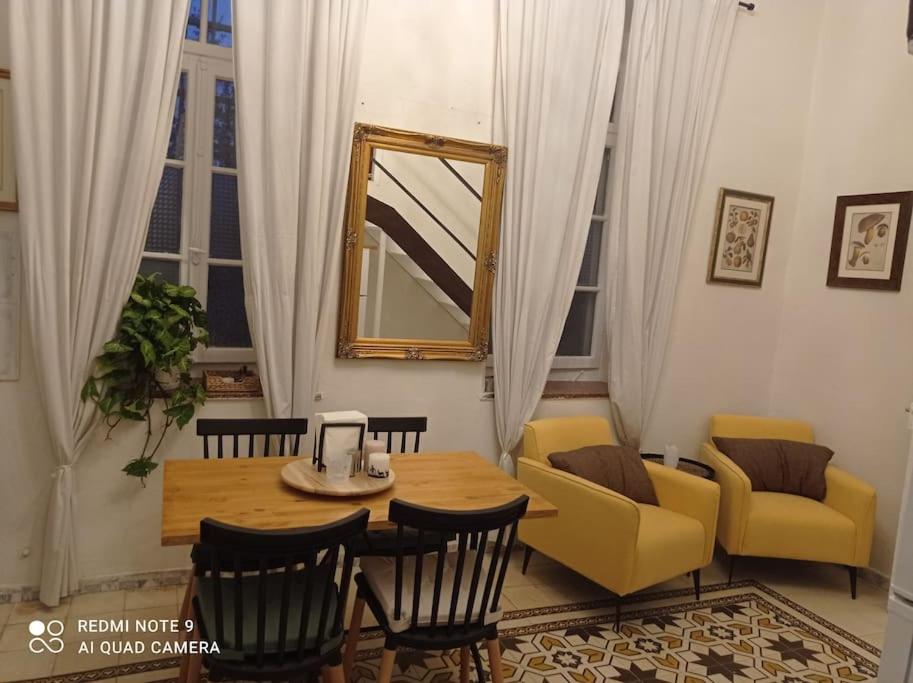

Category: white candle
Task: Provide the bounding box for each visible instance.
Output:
[367,452,390,478]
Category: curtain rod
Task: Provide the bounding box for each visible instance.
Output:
[739,2,756,9]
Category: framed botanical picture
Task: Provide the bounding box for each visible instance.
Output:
[827,191,912,291]
[0,69,16,211]
[707,188,774,287]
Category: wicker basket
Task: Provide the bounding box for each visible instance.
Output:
[202,369,262,398]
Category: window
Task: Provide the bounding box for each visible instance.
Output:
[552,130,615,379]
[140,0,253,363]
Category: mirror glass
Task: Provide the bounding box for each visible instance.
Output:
[358,149,484,341]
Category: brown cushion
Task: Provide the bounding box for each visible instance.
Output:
[547,445,659,505]
[712,437,833,500]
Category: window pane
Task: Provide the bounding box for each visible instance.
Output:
[207,265,252,347]
[207,0,233,47]
[185,0,201,40]
[167,72,188,161]
[592,149,611,215]
[210,174,241,259]
[139,258,180,284]
[577,221,603,286]
[212,79,236,168]
[556,291,596,357]
[145,166,183,253]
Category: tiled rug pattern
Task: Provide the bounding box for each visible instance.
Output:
[3,580,881,683]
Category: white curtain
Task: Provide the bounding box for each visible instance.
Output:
[493,0,625,473]
[605,0,737,446]
[233,0,367,420]
[8,0,188,605]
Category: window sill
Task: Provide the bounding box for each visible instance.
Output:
[541,380,609,400]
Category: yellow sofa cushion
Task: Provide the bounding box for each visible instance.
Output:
[710,414,814,443]
[522,417,616,464]
[742,492,856,564]
[630,504,705,594]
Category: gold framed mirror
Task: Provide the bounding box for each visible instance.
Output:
[337,124,506,360]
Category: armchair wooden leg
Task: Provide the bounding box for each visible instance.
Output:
[728,554,737,584]
[377,644,398,683]
[460,646,471,683]
[343,596,365,679]
[614,596,622,632]
[179,571,195,621]
[693,568,701,600]
[521,545,533,575]
[848,565,858,600]
[485,638,505,683]
[183,624,203,683]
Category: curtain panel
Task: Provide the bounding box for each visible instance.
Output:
[233,0,367,421]
[8,0,188,605]
[605,0,738,446]
[492,0,625,473]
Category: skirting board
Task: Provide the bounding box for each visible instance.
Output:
[0,560,894,605]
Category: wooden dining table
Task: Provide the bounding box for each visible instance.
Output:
[161,451,557,545]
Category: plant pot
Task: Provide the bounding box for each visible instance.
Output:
[155,368,181,392]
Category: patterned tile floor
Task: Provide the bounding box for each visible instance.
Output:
[0,551,887,682]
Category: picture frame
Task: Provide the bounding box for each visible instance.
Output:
[314,422,366,472]
[0,69,16,212]
[707,187,775,287]
[826,191,912,291]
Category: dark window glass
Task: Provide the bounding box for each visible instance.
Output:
[185,0,201,40]
[556,291,596,357]
[145,167,183,253]
[207,265,252,347]
[210,174,241,259]
[577,221,603,287]
[207,0,233,47]
[167,72,188,161]
[212,79,236,168]
[139,258,180,284]
[592,149,610,215]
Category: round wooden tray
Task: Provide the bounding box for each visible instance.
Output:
[280,460,395,497]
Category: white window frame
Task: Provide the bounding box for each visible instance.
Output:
[549,123,617,380]
[140,1,254,364]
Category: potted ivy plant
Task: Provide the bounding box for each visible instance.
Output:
[81,274,210,484]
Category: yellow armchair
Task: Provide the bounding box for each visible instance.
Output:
[703,414,876,598]
[517,417,720,626]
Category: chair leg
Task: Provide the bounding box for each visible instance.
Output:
[728,554,737,584]
[460,646,471,683]
[693,568,701,600]
[485,638,505,683]
[343,596,365,678]
[614,597,622,632]
[179,571,195,621]
[322,663,345,683]
[848,565,858,600]
[377,645,397,683]
[183,623,203,683]
[471,643,486,683]
[521,545,533,575]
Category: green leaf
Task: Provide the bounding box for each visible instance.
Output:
[130,292,152,308]
[139,339,156,366]
[122,458,159,482]
[177,285,197,298]
[103,340,131,354]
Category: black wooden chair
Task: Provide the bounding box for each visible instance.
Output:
[183,510,368,683]
[366,416,427,453]
[355,416,431,558]
[180,419,311,630]
[196,418,309,458]
[343,496,529,683]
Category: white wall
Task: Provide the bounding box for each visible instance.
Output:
[645,0,826,455]
[768,0,913,575]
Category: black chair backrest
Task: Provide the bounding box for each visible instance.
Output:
[197,418,308,458]
[367,416,428,453]
[389,496,528,631]
[194,509,368,670]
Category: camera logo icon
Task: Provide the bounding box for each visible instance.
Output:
[28,620,65,654]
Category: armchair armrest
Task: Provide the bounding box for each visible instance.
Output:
[644,461,720,565]
[700,442,752,554]
[824,465,876,566]
[517,457,639,593]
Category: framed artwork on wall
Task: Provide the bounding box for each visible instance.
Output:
[827,191,912,291]
[0,69,16,212]
[707,187,775,287]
